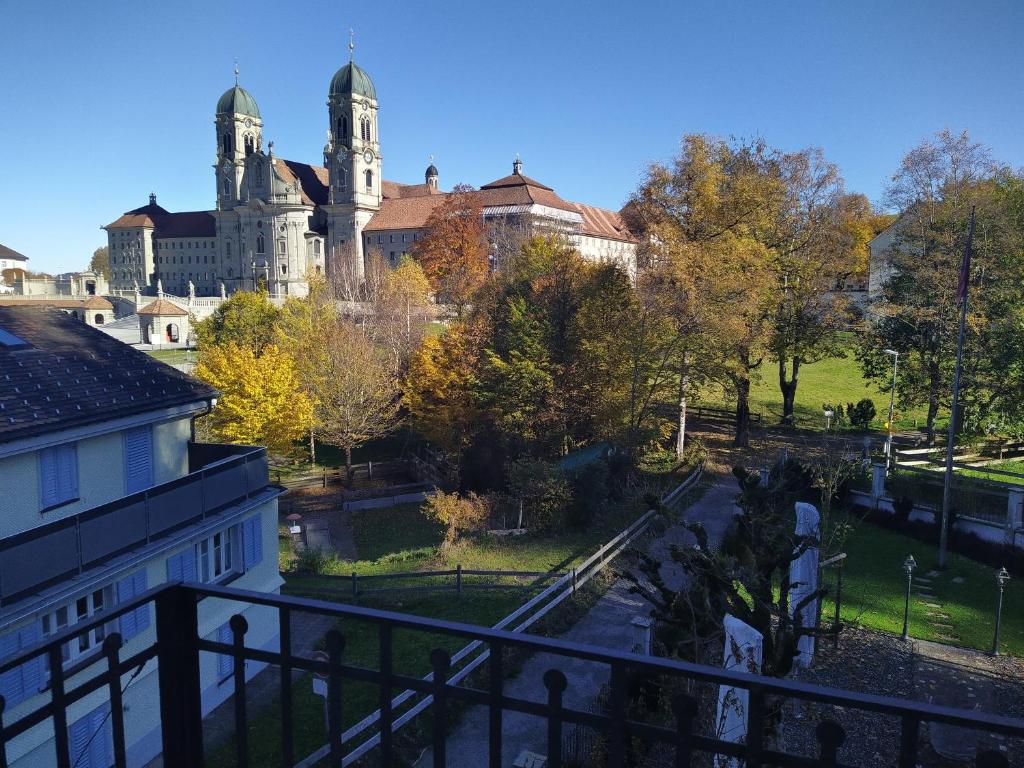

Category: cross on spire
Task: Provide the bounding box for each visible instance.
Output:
[348,28,355,61]
[234,58,239,85]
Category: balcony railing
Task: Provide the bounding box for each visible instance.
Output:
[0,583,1019,768]
[0,444,270,607]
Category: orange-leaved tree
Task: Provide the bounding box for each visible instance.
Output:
[411,184,489,317]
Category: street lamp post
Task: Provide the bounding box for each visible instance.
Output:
[991,567,1010,656]
[884,349,899,464]
[823,408,834,432]
[901,554,917,641]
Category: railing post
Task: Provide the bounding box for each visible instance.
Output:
[352,571,358,603]
[102,634,128,768]
[543,669,568,768]
[815,720,845,768]
[379,623,394,765]
[488,640,504,768]
[834,562,844,649]
[671,694,697,768]
[456,563,463,598]
[279,607,294,768]
[430,649,452,766]
[230,614,250,768]
[608,661,627,766]
[326,630,345,765]
[156,586,204,767]
[0,695,8,768]
[898,716,919,768]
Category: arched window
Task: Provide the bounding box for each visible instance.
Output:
[256,233,265,254]
[360,117,370,141]
[244,134,255,155]
[94,314,104,325]
[337,115,348,139]
[228,267,234,277]
[166,323,179,343]
[226,241,232,255]
[254,163,263,185]
[314,240,321,256]
[222,133,232,155]
[222,178,230,196]
[365,170,373,190]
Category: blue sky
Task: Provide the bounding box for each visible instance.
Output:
[2,0,1021,274]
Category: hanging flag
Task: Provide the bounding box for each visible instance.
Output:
[956,206,976,304]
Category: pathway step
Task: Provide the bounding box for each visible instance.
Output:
[921,602,942,608]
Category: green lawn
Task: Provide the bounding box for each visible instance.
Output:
[823,520,1022,655]
[700,348,936,431]
[143,348,193,366]
[952,459,1024,486]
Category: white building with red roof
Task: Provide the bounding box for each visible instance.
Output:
[103,49,637,299]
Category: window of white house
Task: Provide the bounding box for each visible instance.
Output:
[197,528,236,584]
[39,443,78,510]
[277,240,286,255]
[41,587,113,669]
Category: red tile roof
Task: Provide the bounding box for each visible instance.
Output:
[0,297,113,310]
[137,298,189,316]
[382,181,442,199]
[571,202,637,243]
[365,195,448,232]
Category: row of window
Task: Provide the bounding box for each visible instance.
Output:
[0,515,263,715]
[39,426,154,511]
[366,232,419,246]
[156,240,214,250]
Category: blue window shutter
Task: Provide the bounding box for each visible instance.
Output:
[57,444,78,503]
[69,710,92,768]
[17,623,43,701]
[39,448,58,508]
[117,571,150,641]
[243,517,263,571]
[0,629,24,707]
[168,548,198,583]
[217,623,233,677]
[90,705,112,768]
[124,426,154,494]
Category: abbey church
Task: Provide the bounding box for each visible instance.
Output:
[104,48,638,298]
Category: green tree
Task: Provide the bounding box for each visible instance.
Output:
[89,246,110,276]
[194,289,280,355]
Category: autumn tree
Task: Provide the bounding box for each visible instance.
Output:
[364,254,434,371]
[422,491,490,548]
[856,130,1013,442]
[194,289,281,355]
[195,343,313,457]
[274,277,338,462]
[404,321,480,454]
[89,246,110,276]
[411,184,489,317]
[630,135,782,447]
[314,319,403,480]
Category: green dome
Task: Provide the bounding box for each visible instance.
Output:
[329,62,376,100]
[216,85,261,118]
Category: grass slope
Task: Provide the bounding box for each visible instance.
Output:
[823,520,1022,655]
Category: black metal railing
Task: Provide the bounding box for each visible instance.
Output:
[0,444,270,606]
[1,582,1020,768]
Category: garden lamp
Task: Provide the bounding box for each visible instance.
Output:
[823,408,834,431]
[992,566,1010,655]
[901,554,916,641]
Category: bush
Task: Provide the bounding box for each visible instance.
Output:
[567,460,610,528]
[422,491,490,547]
[846,398,877,430]
[296,547,341,575]
[507,458,572,531]
[822,402,847,429]
[637,448,679,475]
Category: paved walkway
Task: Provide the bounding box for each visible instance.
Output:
[416,474,739,768]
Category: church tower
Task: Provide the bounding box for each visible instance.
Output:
[323,34,381,285]
[214,67,263,211]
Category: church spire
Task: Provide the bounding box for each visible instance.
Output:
[234,58,239,86]
[348,28,355,62]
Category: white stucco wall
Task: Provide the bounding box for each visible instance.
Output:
[0,414,193,536]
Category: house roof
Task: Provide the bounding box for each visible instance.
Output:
[571,202,637,243]
[137,299,188,317]
[0,306,216,444]
[364,195,448,232]
[275,159,330,206]
[0,297,113,310]
[381,180,441,199]
[0,244,28,262]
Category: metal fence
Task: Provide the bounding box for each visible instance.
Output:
[1,583,1019,768]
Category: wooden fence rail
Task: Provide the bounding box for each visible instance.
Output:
[289,565,565,600]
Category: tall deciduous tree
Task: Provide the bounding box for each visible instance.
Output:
[411,185,489,317]
[365,255,434,372]
[194,289,281,355]
[314,319,403,479]
[89,246,110,276]
[856,130,1007,442]
[195,343,313,456]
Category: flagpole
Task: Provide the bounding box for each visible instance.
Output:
[939,206,976,568]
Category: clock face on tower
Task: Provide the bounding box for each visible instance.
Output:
[363,150,374,164]
[244,118,252,128]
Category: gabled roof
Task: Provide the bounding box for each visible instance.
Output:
[570,202,637,243]
[364,195,448,233]
[481,172,554,192]
[0,297,113,310]
[276,159,330,207]
[137,298,188,316]
[381,180,441,199]
[0,244,28,262]
[0,306,216,443]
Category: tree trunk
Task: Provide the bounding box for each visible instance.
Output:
[345,445,353,487]
[676,351,690,461]
[517,498,524,529]
[734,375,752,448]
[309,429,316,465]
[779,357,800,425]
[925,359,941,445]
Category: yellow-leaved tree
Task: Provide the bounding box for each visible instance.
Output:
[195,342,313,457]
